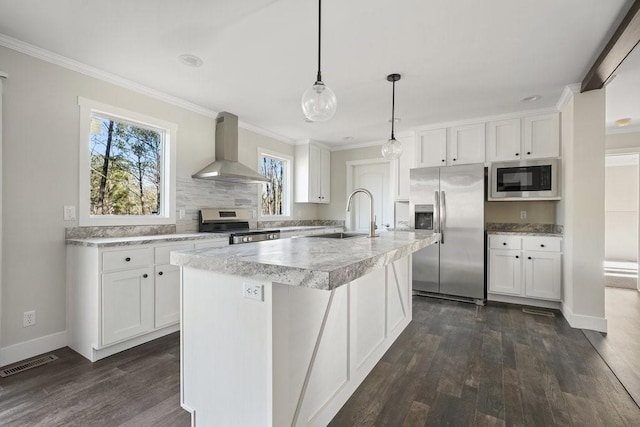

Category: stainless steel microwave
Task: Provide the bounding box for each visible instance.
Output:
[489,159,560,200]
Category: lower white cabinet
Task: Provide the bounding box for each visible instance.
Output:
[67,238,227,362]
[488,234,562,303]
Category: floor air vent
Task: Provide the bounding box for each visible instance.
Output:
[0,354,58,378]
[522,308,555,317]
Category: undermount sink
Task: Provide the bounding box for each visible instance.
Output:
[305,232,368,239]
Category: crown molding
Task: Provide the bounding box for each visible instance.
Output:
[331,139,386,152]
[238,121,295,145]
[556,83,580,111]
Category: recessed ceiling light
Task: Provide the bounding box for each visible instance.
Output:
[615,118,632,127]
[343,136,354,141]
[520,95,541,102]
[179,54,203,67]
[303,118,313,123]
[388,118,401,123]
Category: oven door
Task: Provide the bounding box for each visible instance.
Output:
[489,159,559,200]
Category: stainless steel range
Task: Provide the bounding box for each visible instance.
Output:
[198,208,280,244]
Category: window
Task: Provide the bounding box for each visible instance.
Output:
[259,148,292,218]
[78,98,177,226]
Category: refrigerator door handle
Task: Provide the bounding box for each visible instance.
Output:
[434,190,440,236]
[440,190,446,244]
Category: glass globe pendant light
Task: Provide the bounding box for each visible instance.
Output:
[381,73,403,160]
[301,0,337,122]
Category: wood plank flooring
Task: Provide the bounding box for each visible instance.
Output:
[331,297,640,426]
[584,287,640,407]
[1,297,638,426]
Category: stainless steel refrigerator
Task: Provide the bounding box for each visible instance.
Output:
[409,163,485,303]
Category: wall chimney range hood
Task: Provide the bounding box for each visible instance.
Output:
[192,112,269,183]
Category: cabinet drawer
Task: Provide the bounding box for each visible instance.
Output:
[489,235,521,250]
[522,236,561,252]
[155,243,194,264]
[102,248,154,272]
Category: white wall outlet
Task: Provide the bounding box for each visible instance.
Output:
[243,282,264,301]
[23,310,36,327]
[179,209,186,219]
[520,211,527,220]
[63,205,76,221]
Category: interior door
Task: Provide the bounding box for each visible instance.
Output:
[350,162,391,232]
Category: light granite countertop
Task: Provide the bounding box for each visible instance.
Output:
[170,230,439,290]
[486,231,563,237]
[65,226,342,248]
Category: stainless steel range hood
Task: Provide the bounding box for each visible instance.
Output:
[192,112,269,183]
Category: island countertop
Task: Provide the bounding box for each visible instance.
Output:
[171,230,439,290]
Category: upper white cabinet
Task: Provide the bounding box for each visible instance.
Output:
[392,134,416,200]
[487,113,559,162]
[416,129,446,168]
[417,125,484,168]
[523,113,560,159]
[295,142,331,204]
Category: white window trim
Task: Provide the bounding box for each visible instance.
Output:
[258,147,292,220]
[78,97,177,226]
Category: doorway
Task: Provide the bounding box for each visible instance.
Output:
[346,160,392,233]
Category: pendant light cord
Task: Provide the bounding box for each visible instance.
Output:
[317,0,322,83]
[391,79,396,140]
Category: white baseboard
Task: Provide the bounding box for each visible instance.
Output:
[487,293,562,310]
[0,330,68,367]
[561,303,608,332]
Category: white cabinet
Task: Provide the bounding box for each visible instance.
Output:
[488,234,562,303]
[67,237,228,361]
[102,266,154,345]
[486,119,522,162]
[486,113,560,162]
[392,134,416,200]
[417,124,485,168]
[295,142,331,203]
[523,114,559,159]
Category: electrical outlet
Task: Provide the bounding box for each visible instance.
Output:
[179,209,186,219]
[63,205,76,221]
[23,310,36,327]
[243,282,264,301]
[520,211,527,220]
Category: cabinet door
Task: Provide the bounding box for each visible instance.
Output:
[155,264,181,328]
[449,123,485,165]
[488,250,522,295]
[416,129,447,168]
[524,251,561,300]
[393,135,416,200]
[523,114,559,159]
[320,147,331,203]
[308,144,322,202]
[102,267,154,345]
[486,119,521,162]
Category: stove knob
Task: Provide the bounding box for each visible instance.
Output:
[247,236,253,242]
[242,236,249,243]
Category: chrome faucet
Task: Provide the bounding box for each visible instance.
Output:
[346,188,377,238]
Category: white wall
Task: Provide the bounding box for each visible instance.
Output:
[558,88,607,332]
[0,45,315,360]
[607,131,640,150]
[605,157,638,262]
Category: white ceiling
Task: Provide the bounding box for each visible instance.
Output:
[0,0,634,146]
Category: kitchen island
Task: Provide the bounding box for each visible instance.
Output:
[171,230,438,426]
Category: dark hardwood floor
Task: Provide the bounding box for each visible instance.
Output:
[1,297,639,426]
[331,297,640,426]
[584,287,640,407]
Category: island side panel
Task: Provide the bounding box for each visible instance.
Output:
[181,267,273,426]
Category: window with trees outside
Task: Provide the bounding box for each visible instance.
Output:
[259,150,291,218]
[78,98,177,226]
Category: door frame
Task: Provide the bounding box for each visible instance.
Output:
[605,148,640,291]
[345,158,392,231]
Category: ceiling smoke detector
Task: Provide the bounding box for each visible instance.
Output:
[615,118,632,127]
[520,95,541,102]
[179,54,203,67]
